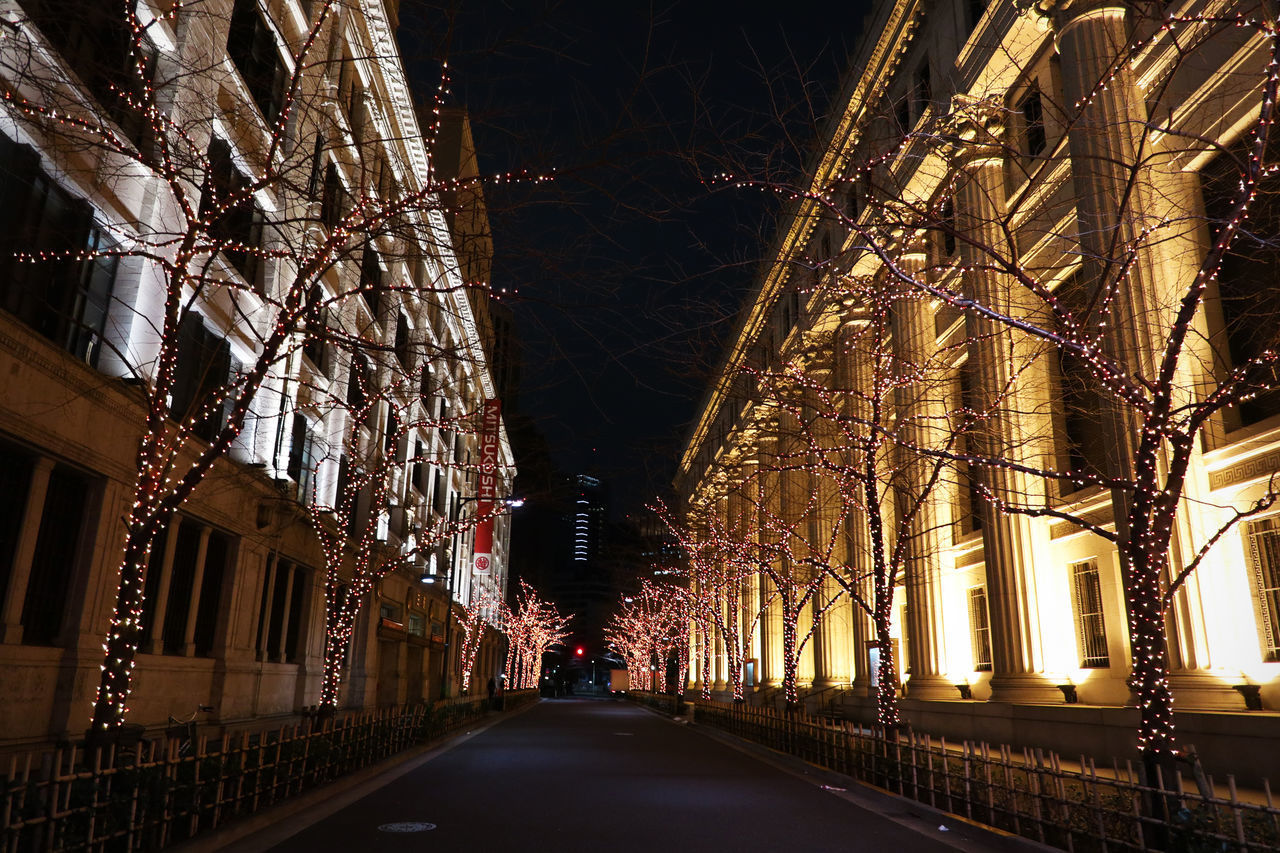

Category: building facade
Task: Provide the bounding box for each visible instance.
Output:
[677,0,1280,781]
[0,0,513,750]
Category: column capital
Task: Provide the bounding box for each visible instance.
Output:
[1016,0,1125,34]
[944,95,1006,168]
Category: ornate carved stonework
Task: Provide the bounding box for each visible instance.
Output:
[942,94,1007,165]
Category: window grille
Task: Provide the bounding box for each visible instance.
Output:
[1247,517,1280,661]
[1070,559,1110,667]
[968,586,992,672]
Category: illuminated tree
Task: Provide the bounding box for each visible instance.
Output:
[0,1,543,735]
[605,579,688,693]
[720,2,1280,773]
[456,586,501,694]
[655,501,767,702]
[302,366,506,711]
[741,266,983,730]
[503,581,569,690]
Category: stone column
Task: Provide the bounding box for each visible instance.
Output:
[891,251,954,699]
[1,458,55,644]
[181,526,213,655]
[145,524,182,655]
[1051,0,1221,701]
[254,555,278,662]
[712,491,729,692]
[755,422,785,689]
[736,457,762,690]
[274,564,298,663]
[804,357,848,688]
[836,307,875,695]
[950,97,1060,703]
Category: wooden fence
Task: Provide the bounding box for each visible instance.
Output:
[2,691,538,852]
[634,694,1280,852]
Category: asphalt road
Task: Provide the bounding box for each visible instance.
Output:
[240,698,1040,853]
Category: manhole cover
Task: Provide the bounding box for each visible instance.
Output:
[378,822,437,833]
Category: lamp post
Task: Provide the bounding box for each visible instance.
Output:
[432,494,523,700]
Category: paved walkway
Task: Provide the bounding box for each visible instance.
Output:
[224,698,1048,852]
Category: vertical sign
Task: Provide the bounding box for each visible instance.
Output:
[472,398,502,574]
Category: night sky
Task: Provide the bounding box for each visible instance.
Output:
[399,2,872,516]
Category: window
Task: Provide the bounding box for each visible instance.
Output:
[171,313,236,443]
[0,442,33,606]
[895,95,911,135]
[303,284,329,374]
[1053,275,1108,491]
[1202,141,1280,425]
[201,138,264,287]
[914,61,932,118]
[0,131,120,367]
[968,586,992,671]
[287,413,318,504]
[145,518,232,656]
[385,407,400,455]
[23,1,156,151]
[347,352,370,413]
[939,198,957,258]
[360,243,383,317]
[395,313,411,370]
[255,555,309,662]
[964,0,988,36]
[227,0,288,125]
[408,612,425,637]
[321,162,347,231]
[1070,559,1110,667]
[1021,87,1046,157]
[307,134,326,199]
[1247,517,1280,662]
[433,466,447,515]
[413,440,427,495]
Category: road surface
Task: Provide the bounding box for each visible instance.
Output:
[231,698,1040,853]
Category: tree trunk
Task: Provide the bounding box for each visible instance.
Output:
[89,511,164,736]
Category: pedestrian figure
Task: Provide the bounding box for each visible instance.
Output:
[487,676,496,710]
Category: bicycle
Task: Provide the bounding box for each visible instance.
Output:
[166,704,215,757]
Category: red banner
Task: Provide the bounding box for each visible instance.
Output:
[472,398,501,574]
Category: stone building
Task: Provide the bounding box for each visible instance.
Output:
[677,0,1280,780]
[0,0,513,750]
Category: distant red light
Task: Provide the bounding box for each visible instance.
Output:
[575,647,585,657]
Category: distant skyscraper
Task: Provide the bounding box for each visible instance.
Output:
[568,474,607,568]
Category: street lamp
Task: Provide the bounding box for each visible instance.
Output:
[438,494,523,700]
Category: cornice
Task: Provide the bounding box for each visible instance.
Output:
[678,0,929,489]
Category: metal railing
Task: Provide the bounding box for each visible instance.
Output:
[638,695,1280,852]
[2,691,537,852]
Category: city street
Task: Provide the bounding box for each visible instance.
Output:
[227,699,1042,853]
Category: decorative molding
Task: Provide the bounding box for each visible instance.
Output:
[1209,450,1280,491]
[1051,505,1113,539]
